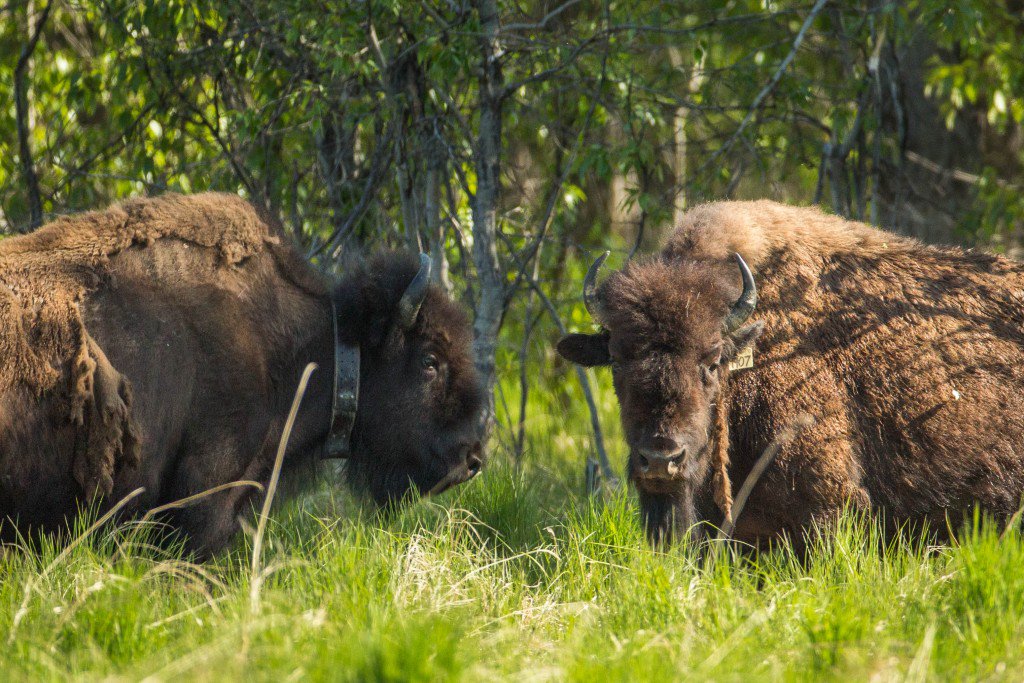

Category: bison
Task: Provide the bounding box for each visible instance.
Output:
[559,200,1024,549]
[0,192,484,555]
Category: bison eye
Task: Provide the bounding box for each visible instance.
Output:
[421,353,440,377]
[701,345,723,369]
[700,364,719,386]
[700,346,723,383]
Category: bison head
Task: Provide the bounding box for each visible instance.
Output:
[557,253,763,545]
[332,253,484,506]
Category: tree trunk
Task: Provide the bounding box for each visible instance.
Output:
[14,1,52,232]
[395,133,422,253]
[471,0,506,429]
[424,133,452,292]
[668,47,704,228]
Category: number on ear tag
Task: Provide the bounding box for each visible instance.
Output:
[728,347,754,372]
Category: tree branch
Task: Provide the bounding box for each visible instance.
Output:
[14,1,53,231]
[501,0,583,33]
[525,276,615,483]
[505,41,608,304]
[309,119,398,259]
[693,0,829,181]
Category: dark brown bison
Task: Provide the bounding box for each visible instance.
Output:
[0,193,483,555]
[559,200,1024,549]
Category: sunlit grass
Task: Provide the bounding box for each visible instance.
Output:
[2,363,1024,680]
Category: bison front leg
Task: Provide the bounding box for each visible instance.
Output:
[170,483,262,559]
[164,429,273,558]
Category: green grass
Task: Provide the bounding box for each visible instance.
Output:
[2,366,1024,680]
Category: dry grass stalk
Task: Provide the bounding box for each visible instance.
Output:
[249,362,317,615]
[715,414,814,542]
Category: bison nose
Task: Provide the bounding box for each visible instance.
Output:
[465,443,483,479]
[637,448,687,479]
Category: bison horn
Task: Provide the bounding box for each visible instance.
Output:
[583,251,610,321]
[722,252,757,335]
[397,253,432,330]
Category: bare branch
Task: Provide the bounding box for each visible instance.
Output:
[309,119,398,259]
[366,19,388,73]
[505,53,607,304]
[904,151,1020,191]
[50,102,160,196]
[501,0,583,33]
[502,33,603,96]
[525,275,615,483]
[13,1,53,231]
[693,0,829,181]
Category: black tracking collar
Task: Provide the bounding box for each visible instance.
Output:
[325,300,360,459]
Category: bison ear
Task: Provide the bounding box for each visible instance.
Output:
[723,320,764,361]
[557,332,611,367]
[332,282,392,348]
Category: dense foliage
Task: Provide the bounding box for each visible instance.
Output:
[3,1,1022,235]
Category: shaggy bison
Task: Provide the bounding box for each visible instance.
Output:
[559,200,1024,548]
[0,193,483,554]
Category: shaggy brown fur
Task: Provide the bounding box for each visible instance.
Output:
[560,200,1024,548]
[0,193,279,498]
[0,193,483,555]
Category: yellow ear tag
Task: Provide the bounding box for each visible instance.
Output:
[728,347,754,372]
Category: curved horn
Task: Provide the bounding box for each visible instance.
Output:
[722,252,757,335]
[397,253,432,330]
[583,251,610,321]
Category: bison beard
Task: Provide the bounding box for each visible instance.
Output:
[0,193,483,556]
[638,488,699,546]
[561,200,1024,550]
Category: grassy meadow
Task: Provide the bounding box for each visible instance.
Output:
[2,357,1024,681]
